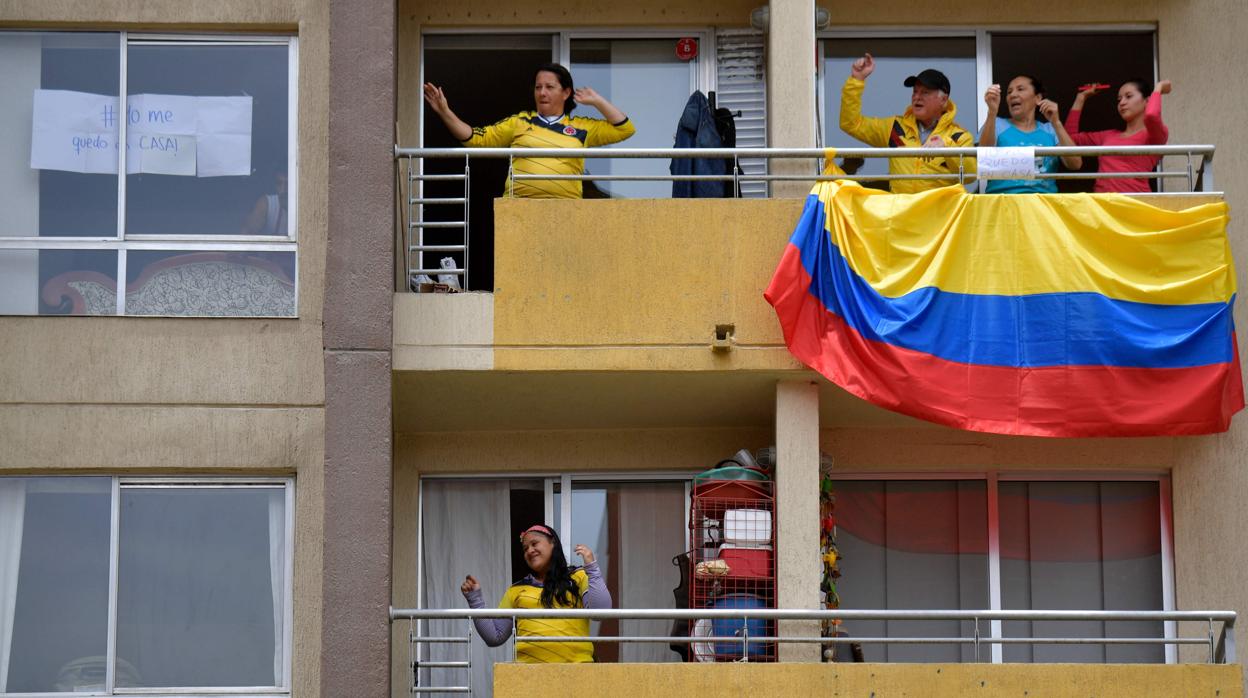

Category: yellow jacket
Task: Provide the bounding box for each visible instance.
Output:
[462,112,635,199]
[839,77,976,194]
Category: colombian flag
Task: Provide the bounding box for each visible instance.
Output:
[765,181,1243,437]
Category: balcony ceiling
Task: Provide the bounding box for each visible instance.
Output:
[392,370,929,434]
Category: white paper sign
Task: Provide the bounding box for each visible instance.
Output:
[976,146,1037,180]
[29,90,119,174]
[194,96,253,177]
[29,89,252,177]
[129,133,197,176]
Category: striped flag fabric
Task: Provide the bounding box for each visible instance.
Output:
[765,181,1243,437]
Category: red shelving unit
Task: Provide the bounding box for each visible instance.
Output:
[688,479,777,662]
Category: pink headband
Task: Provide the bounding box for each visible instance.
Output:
[519,524,555,540]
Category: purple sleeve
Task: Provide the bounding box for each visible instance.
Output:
[580,561,612,610]
[463,587,513,647]
[1143,91,1169,145]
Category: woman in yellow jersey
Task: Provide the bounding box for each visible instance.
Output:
[460,524,611,662]
[423,63,635,199]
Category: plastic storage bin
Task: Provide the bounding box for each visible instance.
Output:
[724,508,772,545]
[711,594,770,658]
[717,546,773,578]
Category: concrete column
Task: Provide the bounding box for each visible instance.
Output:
[775,379,821,662]
[766,0,817,198]
[323,0,395,694]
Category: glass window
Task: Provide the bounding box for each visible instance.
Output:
[571,38,699,199]
[117,486,287,688]
[125,43,289,236]
[0,32,120,240]
[833,480,989,662]
[569,481,686,662]
[823,37,978,186]
[988,32,1156,193]
[0,249,118,316]
[418,475,687,686]
[999,481,1163,663]
[1,478,111,694]
[0,31,297,317]
[123,250,296,317]
[830,477,1167,664]
[0,478,291,695]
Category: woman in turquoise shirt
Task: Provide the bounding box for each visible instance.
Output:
[979,75,1082,193]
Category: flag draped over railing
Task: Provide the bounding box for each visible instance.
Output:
[765,181,1243,437]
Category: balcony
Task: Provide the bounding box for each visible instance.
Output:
[391,606,1241,697]
[391,145,1223,433]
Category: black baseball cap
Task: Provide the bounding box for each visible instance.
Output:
[904,69,951,94]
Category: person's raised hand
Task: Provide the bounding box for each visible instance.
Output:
[573,87,603,108]
[1077,83,1105,99]
[423,83,450,114]
[573,544,596,565]
[460,575,480,595]
[850,53,875,81]
[984,84,1001,113]
[1037,99,1060,122]
[1156,79,1172,95]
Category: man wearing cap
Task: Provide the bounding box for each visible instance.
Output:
[839,53,976,193]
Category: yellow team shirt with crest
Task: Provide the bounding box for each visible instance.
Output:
[499,568,593,663]
[461,112,635,199]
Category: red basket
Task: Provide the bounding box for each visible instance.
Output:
[718,547,772,578]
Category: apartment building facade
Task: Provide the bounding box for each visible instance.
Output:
[1,0,1247,696]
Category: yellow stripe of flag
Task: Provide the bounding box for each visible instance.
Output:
[822,183,1235,305]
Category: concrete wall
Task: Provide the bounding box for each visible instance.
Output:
[496,662,1244,698]
[0,2,328,695]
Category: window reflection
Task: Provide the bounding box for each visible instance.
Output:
[1,477,111,693]
[125,43,289,236]
[116,486,286,688]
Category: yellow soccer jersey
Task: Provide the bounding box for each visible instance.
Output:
[499,568,593,662]
[461,111,635,199]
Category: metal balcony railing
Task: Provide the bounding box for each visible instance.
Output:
[394,144,1217,293]
[390,606,1236,695]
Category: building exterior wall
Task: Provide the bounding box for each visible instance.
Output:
[3,0,1246,696]
[393,1,1248,690]
[0,0,330,695]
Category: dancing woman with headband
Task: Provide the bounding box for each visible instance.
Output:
[460,524,610,663]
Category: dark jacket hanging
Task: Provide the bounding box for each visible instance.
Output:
[671,91,727,198]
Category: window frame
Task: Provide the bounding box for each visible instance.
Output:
[0,475,295,697]
[417,26,717,151]
[815,24,1160,151]
[827,470,1176,664]
[0,30,300,317]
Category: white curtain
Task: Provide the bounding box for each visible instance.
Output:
[267,488,286,686]
[0,479,27,692]
[617,483,686,663]
[421,480,512,697]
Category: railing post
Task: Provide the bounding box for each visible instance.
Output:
[741,614,750,663]
[463,154,470,291]
[1209,619,1216,663]
[733,153,740,198]
[973,616,981,663]
[507,154,515,198]
[1223,617,1237,663]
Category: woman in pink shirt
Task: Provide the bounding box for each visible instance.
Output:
[1064,78,1173,193]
